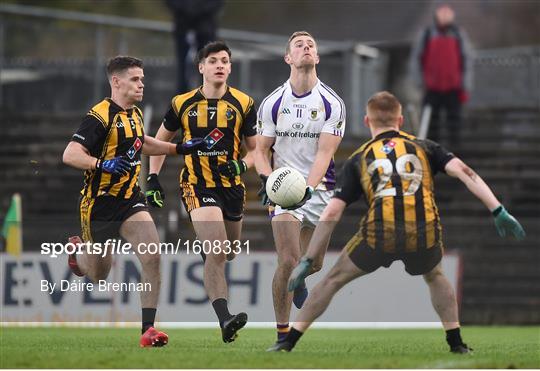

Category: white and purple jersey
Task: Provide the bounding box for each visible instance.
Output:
[257,79,346,190]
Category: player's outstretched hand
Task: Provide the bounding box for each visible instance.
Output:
[96,156,131,175]
[176,137,206,155]
[218,160,247,178]
[283,186,313,210]
[145,173,165,208]
[288,257,313,292]
[492,205,526,240]
[258,174,270,205]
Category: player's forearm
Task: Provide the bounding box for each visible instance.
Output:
[62,142,97,170]
[240,136,257,169]
[254,135,276,176]
[305,222,337,259]
[143,137,174,176]
[149,154,167,175]
[148,125,177,174]
[254,147,273,176]
[306,151,333,189]
[305,200,345,258]
[142,135,176,156]
[63,154,97,171]
[446,158,501,211]
[307,134,341,188]
[241,150,255,169]
[459,171,500,211]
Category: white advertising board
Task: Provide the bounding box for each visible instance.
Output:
[1,252,460,326]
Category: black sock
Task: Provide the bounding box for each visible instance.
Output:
[142,308,157,334]
[286,327,304,347]
[212,298,232,327]
[277,323,290,342]
[446,327,463,347]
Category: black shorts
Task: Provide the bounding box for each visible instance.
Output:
[180,182,245,222]
[79,192,148,243]
[347,240,443,276]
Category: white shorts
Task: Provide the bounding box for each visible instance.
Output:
[270,189,334,228]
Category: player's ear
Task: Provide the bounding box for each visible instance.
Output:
[110,75,119,89]
[363,115,370,128]
[198,62,204,74]
[314,49,320,65]
[284,53,291,65]
[398,115,404,128]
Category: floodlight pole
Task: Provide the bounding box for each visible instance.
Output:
[349,51,362,137]
[93,25,104,103]
[239,58,251,93]
[0,14,4,107]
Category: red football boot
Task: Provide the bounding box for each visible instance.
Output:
[67,236,84,277]
[140,327,169,347]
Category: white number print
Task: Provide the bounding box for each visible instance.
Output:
[395,154,423,196]
[209,111,216,120]
[367,159,395,198]
[367,154,423,199]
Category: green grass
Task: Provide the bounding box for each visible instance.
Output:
[1,327,539,368]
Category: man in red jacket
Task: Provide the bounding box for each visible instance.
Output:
[410,4,473,146]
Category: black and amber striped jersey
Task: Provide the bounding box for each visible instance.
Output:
[71,98,145,199]
[335,130,455,253]
[162,86,257,188]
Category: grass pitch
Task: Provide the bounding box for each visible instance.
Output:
[1,326,539,368]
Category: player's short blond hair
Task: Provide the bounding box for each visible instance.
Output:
[366,91,402,128]
[286,31,316,54]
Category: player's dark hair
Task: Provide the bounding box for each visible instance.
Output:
[106,56,143,77]
[196,41,232,64]
[366,91,402,127]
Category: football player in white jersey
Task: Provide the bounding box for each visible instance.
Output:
[254,31,346,346]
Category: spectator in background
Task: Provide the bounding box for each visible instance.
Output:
[166,0,224,93]
[409,3,473,146]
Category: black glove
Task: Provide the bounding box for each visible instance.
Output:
[176,137,206,155]
[145,173,165,208]
[284,186,313,210]
[96,156,131,175]
[257,174,270,206]
[218,159,247,177]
